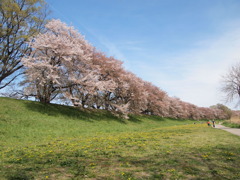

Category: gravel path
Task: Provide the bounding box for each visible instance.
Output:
[215,124,240,136]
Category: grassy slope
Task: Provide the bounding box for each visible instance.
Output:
[0,97,240,179]
[0,97,193,147]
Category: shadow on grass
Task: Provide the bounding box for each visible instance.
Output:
[24,101,127,123]
[23,100,176,124]
[145,115,167,121]
[127,114,167,123]
[4,169,34,180]
[1,97,192,125]
[127,115,142,123]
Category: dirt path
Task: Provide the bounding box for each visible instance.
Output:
[215,124,240,136]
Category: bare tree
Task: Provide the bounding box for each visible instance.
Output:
[221,63,240,105]
[0,0,48,89]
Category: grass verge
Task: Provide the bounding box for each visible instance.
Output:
[222,117,240,128]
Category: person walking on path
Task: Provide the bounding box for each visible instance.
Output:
[212,120,215,127]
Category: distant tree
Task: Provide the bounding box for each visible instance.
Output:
[210,104,232,119]
[125,73,148,114]
[221,63,240,106]
[90,51,121,109]
[0,0,48,89]
[141,82,167,116]
[231,110,240,118]
[187,104,199,120]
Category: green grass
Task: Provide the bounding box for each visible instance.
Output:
[222,121,240,128]
[0,97,240,179]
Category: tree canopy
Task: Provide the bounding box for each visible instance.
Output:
[0,0,48,89]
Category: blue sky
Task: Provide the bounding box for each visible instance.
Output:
[46,0,240,108]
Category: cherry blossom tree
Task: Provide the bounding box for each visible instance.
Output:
[91,51,122,110]
[22,19,99,103]
[140,82,168,116]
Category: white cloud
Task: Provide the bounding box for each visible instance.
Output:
[97,36,127,61]
[130,25,240,109]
